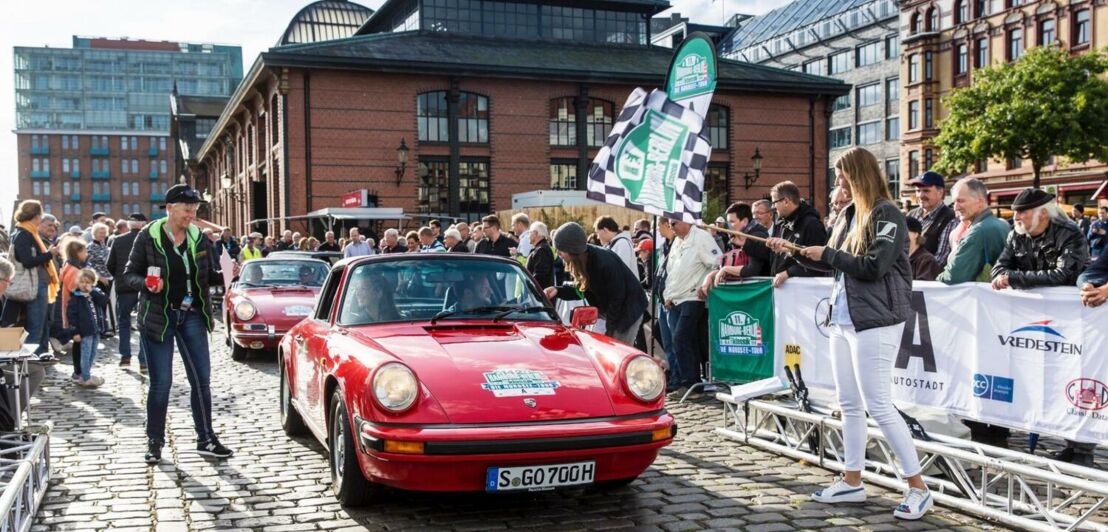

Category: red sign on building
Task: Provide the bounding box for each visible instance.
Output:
[341,190,367,208]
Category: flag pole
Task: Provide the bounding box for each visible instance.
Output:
[698,223,803,252]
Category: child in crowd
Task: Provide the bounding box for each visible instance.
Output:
[59,238,89,382]
[65,268,108,388]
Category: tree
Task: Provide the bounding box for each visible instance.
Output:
[933,46,1108,189]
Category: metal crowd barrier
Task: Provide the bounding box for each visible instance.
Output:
[0,431,50,532]
[716,392,1108,531]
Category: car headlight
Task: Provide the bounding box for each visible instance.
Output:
[373,363,419,413]
[234,300,257,321]
[624,356,665,402]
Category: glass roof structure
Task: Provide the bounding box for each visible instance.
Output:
[722,0,897,62]
[279,0,375,46]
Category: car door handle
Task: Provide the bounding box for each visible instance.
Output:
[294,334,304,342]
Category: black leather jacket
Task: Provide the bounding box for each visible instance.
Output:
[991,218,1089,289]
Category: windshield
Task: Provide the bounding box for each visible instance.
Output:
[239,260,328,287]
[338,258,555,326]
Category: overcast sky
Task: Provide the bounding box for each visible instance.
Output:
[0,0,786,222]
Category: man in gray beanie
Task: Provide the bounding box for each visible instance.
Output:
[545,222,647,345]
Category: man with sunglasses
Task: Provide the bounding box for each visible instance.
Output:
[121,184,232,465]
[768,181,828,288]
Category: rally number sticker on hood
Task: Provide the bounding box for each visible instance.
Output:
[283,305,313,317]
[481,369,561,397]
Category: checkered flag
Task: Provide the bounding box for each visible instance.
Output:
[586,88,711,224]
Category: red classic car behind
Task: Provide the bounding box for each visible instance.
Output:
[279,254,674,505]
[223,257,330,361]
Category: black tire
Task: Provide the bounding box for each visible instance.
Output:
[329,390,376,506]
[231,342,248,362]
[280,358,307,437]
[594,477,637,490]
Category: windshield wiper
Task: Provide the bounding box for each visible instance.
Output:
[429,305,518,325]
[238,281,264,288]
[492,305,549,322]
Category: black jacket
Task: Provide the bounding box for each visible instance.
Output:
[120,220,223,342]
[476,234,516,257]
[992,218,1089,289]
[797,201,913,332]
[554,245,647,335]
[448,241,470,253]
[527,239,555,289]
[107,230,140,292]
[317,241,341,252]
[64,288,109,338]
[11,228,54,275]
[739,222,772,277]
[773,201,828,277]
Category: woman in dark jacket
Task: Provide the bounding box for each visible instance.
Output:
[2,201,60,354]
[543,222,647,345]
[525,222,554,290]
[768,147,932,521]
[120,185,231,465]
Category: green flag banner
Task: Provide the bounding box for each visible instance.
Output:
[664,32,718,119]
[708,280,776,384]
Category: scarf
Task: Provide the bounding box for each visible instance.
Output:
[17,220,60,304]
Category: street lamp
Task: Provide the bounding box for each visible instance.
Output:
[742,147,764,190]
[395,138,409,187]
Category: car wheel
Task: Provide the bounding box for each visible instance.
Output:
[280,359,307,437]
[329,390,376,506]
[231,342,248,362]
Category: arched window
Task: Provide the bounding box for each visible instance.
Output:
[955,0,968,24]
[707,105,729,150]
[417,91,449,142]
[417,91,489,144]
[548,97,614,147]
[911,13,921,34]
[928,8,939,32]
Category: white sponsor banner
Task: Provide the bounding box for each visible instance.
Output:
[774,278,1108,444]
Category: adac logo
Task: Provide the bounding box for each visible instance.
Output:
[716,311,764,356]
[997,320,1082,356]
[1065,378,1108,411]
[973,373,1014,403]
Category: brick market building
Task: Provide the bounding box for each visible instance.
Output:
[200,0,850,237]
[13,36,242,227]
[899,0,1108,207]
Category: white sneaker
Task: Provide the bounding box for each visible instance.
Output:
[811,476,867,503]
[893,488,933,520]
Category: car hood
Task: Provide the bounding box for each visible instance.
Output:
[365,322,616,423]
[234,286,319,321]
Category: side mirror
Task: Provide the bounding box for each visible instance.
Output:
[570,306,599,329]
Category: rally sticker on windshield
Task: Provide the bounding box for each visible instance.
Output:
[481,369,561,397]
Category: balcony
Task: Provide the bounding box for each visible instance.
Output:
[70,170,80,179]
[30,170,50,179]
[90,147,109,156]
[70,192,81,201]
[149,170,159,180]
[90,171,110,181]
[30,146,49,155]
[92,193,111,202]
[150,192,166,202]
[147,147,158,157]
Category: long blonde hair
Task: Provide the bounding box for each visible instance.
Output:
[831,147,894,254]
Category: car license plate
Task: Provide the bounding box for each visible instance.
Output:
[486,461,595,492]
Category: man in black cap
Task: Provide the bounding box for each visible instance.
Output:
[107,213,148,369]
[991,187,1093,466]
[907,171,957,267]
[120,184,233,465]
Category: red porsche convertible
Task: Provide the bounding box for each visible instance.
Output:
[224,257,330,361]
[279,254,674,505]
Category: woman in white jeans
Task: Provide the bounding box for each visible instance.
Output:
[768,147,932,520]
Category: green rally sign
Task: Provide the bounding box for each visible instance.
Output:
[665,33,718,117]
[613,109,690,212]
[708,281,776,384]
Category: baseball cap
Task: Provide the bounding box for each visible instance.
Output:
[908,170,945,189]
[162,184,204,206]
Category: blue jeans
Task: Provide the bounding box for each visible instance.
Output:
[667,301,704,388]
[1077,269,1107,288]
[25,283,50,354]
[143,308,214,444]
[80,334,100,381]
[656,304,679,386]
[115,291,146,363]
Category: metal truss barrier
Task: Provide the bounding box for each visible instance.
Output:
[715,394,1108,531]
[0,431,50,532]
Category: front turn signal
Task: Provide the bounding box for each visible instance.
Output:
[383,440,425,454]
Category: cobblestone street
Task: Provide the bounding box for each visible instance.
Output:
[31,330,1005,531]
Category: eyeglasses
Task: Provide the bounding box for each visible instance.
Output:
[771,198,787,205]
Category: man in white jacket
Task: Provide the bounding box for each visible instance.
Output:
[594,216,639,282]
[663,221,719,392]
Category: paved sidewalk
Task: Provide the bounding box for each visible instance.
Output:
[29,331,1008,531]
